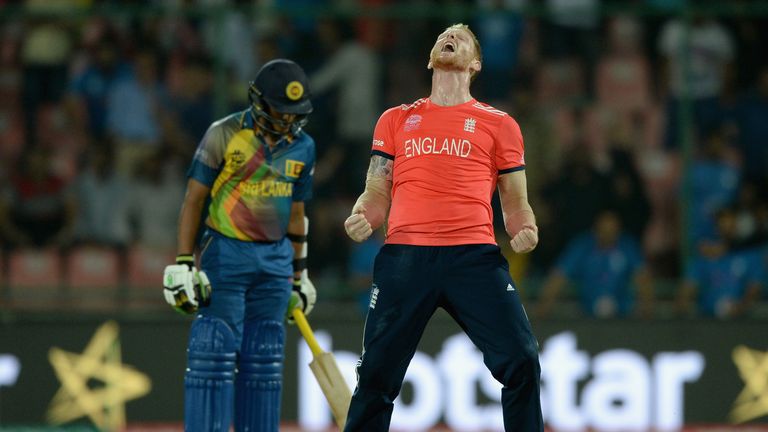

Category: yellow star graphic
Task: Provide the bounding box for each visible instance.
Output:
[730,345,768,423]
[47,321,152,431]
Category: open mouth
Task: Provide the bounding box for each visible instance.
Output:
[441,42,455,53]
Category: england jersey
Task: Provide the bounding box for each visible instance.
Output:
[371,98,525,246]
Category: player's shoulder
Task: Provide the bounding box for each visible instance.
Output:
[398,98,430,112]
[471,100,524,135]
[469,100,513,119]
[379,98,429,121]
[292,130,316,153]
[208,111,245,134]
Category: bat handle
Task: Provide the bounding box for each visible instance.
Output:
[292,308,323,357]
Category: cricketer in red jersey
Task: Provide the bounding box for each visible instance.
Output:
[343,24,543,431]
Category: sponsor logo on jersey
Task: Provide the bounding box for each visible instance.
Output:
[285,159,305,178]
[227,149,247,169]
[404,114,422,132]
[372,139,385,147]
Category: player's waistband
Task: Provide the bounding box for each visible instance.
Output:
[204,226,286,244]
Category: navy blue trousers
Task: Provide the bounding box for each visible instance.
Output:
[344,244,543,432]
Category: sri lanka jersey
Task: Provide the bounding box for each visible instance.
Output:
[188,109,315,242]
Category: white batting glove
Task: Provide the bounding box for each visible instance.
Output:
[163,257,211,315]
[344,213,372,242]
[510,225,539,254]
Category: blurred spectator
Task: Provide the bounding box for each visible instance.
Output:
[535,210,654,319]
[731,181,768,249]
[541,0,601,96]
[310,19,381,198]
[533,132,610,273]
[161,55,214,158]
[0,147,75,248]
[20,0,74,147]
[128,149,185,251]
[605,148,651,241]
[657,16,735,149]
[595,16,651,114]
[70,141,132,248]
[201,0,258,83]
[738,65,768,185]
[473,0,527,101]
[687,128,740,251]
[677,208,764,319]
[67,29,130,137]
[106,48,164,176]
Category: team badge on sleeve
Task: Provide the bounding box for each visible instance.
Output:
[286,159,305,178]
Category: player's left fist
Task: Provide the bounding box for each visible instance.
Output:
[510,225,538,254]
[286,270,317,323]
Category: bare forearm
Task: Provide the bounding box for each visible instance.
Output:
[177,199,205,255]
[502,201,536,237]
[498,171,536,237]
[352,186,390,230]
[350,154,393,231]
[177,179,213,255]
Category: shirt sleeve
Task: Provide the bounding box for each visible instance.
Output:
[186,123,227,187]
[293,138,316,202]
[496,115,526,174]
[370,107,397,160]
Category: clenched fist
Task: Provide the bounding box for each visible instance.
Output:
[510,225,538,253]
[344,213,373,242]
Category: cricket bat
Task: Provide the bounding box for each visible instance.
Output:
[292,308,352,429]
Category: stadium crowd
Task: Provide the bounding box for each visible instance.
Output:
[0,0,766,318]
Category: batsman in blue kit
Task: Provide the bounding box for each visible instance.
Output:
[162,59,317,431]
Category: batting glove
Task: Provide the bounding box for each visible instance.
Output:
[287,270,316,322]
[163,255,211,315]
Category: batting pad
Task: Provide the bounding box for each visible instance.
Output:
[235,319,285,432]
[184,316,237,432]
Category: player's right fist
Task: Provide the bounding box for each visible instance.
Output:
[344,213,372,242]
[163,256,211,315]
[510,225,538,254]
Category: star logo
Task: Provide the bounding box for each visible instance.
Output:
[47,321,152,430]
[730,345,768,423]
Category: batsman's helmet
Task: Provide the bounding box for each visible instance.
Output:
[248,59,313,138]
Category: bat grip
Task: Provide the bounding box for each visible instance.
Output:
[291,308,323,356]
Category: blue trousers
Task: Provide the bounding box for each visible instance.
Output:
[344,244,543,432]
[184,229,292,432]
[198,229,293,344]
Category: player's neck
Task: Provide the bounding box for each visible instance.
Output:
[429,69,473,106]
